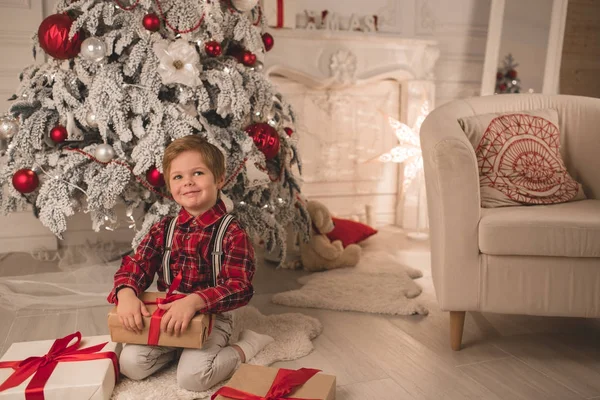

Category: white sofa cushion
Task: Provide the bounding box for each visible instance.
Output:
[479,199,600,257]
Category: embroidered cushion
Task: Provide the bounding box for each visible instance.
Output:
[458,108,586,207]
[326,217,378,247]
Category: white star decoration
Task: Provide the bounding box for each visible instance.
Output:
[379,101,430,192]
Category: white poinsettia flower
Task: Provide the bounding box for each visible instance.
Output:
[153,40,202,87]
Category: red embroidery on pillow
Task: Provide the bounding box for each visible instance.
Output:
[476,114,579,204]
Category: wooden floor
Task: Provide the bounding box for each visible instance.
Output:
[1,237,600,400]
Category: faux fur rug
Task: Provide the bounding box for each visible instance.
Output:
[111,306,322,400]
[272,250,429,316]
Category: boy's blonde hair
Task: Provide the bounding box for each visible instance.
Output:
[162,135,226,191]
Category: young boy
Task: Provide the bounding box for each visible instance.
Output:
[107,135,273,392]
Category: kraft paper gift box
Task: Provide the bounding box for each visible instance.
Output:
[261,0,296,29]
[213,364,336,400]
[107,291,214,349]
[0,333,120,400]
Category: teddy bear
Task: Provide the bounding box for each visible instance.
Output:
[291,200,362,272]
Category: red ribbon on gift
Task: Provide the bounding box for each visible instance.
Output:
[0,332,119,400]
[276,0,284,28]
[210,368,322,400]
[143,271,213,346]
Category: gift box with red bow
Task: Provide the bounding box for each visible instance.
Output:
[261,0,296,29]
[0,332,120,400]
[107,291,215,349]
[212,364,336,400]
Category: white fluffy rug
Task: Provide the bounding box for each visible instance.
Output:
[272,249,429,316]
[111,306,322,400]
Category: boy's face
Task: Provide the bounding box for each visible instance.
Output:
[168,150,224,217]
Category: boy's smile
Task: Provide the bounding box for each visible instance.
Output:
[168,150,224,217]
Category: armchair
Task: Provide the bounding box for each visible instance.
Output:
[420,94,600,350]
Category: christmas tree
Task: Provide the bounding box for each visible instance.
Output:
[0,0,309,258]
[495,53,521,94]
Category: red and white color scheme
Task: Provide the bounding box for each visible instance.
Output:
[460,108,585,207]
[261,0,296,29]
[0,333,120,400]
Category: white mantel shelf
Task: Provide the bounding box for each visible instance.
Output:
[264,29,440,89]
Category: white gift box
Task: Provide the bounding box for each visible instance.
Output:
[261,0,296,29]
[0,335,121,400]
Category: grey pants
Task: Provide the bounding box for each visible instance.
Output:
[119,313,240,392]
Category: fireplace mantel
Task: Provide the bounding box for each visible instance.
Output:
[263,29,439,89]
[263,29,439,229]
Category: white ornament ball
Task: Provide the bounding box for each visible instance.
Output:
[80,37,107,62]
[86,111,98,127]
[95,144,115,163]
[231,0,259,12]
[0,117,18,140]
[252,61,264,72]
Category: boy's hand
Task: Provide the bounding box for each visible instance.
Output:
[116,288,150,334]
[158,294,205,336]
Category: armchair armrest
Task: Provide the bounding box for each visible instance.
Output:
[420,104,482,311]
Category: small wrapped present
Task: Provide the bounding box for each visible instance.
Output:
[107,291,214,349]
[0,332,120,400]
[212,364,336,400]
[261,0,296,29]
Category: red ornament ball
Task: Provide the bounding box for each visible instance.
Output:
[283,127,293,136]
[142,13,161,32]
[507,69,517,79]
[146,167,165,187]
[205,41,222,57]
[496,72,503,80]
[499,83,507,91]
[12,169,39,194]
[245,123,280,160]
[38,14,83,60]
[50,125,68,143]
[242,51,256,66]
[262,33,274,52]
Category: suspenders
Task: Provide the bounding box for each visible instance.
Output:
[161,214,235,288]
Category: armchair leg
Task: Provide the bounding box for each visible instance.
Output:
[450,311,466,351]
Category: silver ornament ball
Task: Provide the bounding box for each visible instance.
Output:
[86,111,98,127]
[252,61,264,72]
[0,117,18,140]
[95,144,115,163]
[231,0,259,12]
[81,37,107,62]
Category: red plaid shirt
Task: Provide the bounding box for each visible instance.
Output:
[107,200,255,314]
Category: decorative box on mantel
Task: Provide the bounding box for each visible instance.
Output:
[263,29,439,231]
